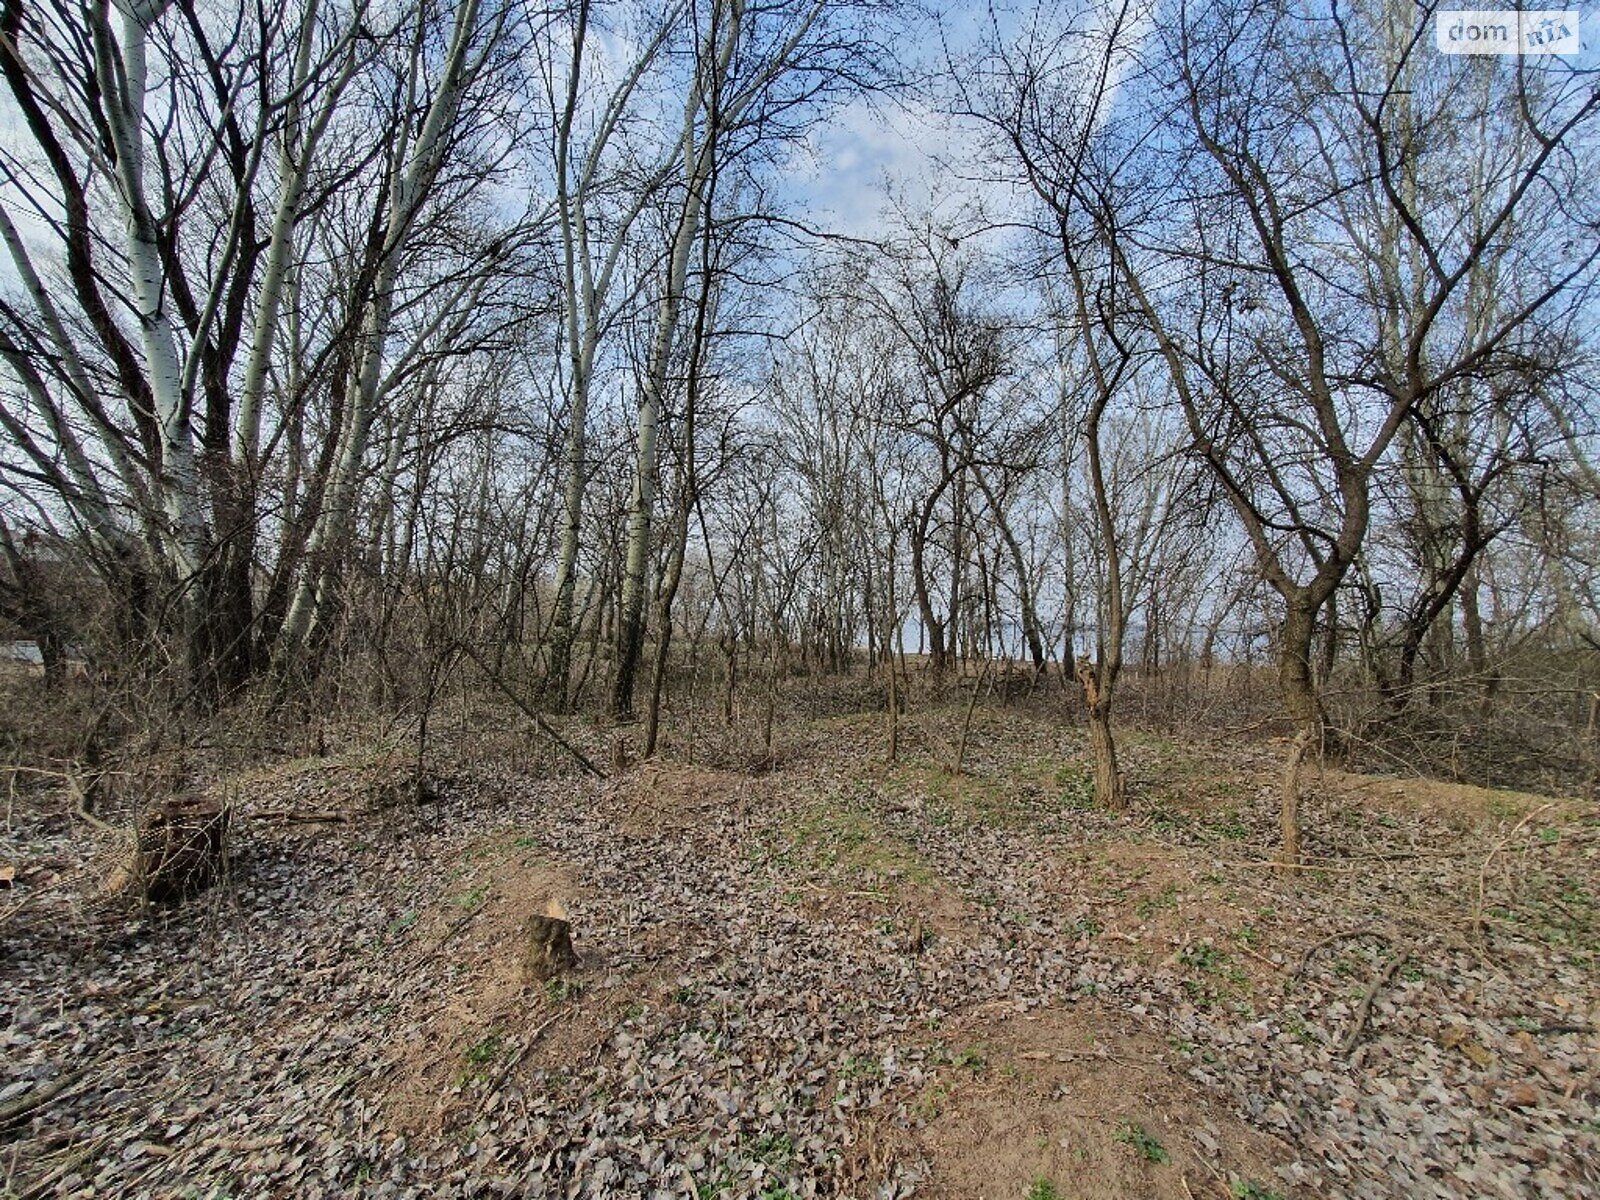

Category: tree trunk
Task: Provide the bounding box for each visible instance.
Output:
[645,189,719,753]
[1276,599,1325,865]
[911,477,951,672]
[134,798,230,903]
[94,7,209,695]
[947,469,966,668]
[643,561,678,753]
[1460,563,1497,714]
[523,908,578,982]
[275,0,484,678]
[1086,703,1123,811]
[1075,656,1125,811]
[1317,590,1338,688]
[613,195,704,719]
[884,532,900,764]
[546,398,586,705]
[614,0,744,718]
[612,361,663,719]
[39,628,65,689]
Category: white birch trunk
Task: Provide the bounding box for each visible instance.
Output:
[547,0,688,697]
[237,0,361,467]
[275,0,484,666]
[0,204,144,546]
[93,0,205,586]
[613,0,742,713]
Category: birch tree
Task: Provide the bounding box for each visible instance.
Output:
[610,0,891,717]
[0,0,544,700]
[0,0,372,696]
[542,0,690,704]
[274,0,512,670]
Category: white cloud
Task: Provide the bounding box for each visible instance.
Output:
[782,94,1025,245]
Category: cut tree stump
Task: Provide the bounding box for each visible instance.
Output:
[135,798,229,902]
[523,899,577,983]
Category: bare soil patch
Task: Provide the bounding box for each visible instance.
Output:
[602,760,755,836]
[383,846,580,1134]
[899,1000,1293,1200]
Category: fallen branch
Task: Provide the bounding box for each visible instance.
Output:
[1217,827,1599,873]
[0,896,28,929]
[1219,857,1374,875]
[1296,928,1388,978]
[1233,942,1285,973]
[404,893,496,973]
[202,1134,285,1155]
[1340,953,1406,1056]
[463,647,607,779]
[65,768,116,835]
[0,1068,88,1129]
[18,1133,113,1200]
[251,809,350,825]
[476,1010,563,1111]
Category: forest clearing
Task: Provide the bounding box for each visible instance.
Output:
[3,0,1600,1195]
[3,673,1596,1199]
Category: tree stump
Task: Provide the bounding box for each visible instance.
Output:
[523,899,577,983]
[135,798,229,902]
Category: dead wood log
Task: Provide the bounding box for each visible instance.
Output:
[134,797,229,902]
[523,899,577,983]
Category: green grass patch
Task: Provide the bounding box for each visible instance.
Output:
[458,1030,504,1087]
[544,978,585,1004]
[877,751,1094,830]
[463,1033,502,1065]
[762,794,934,889]
[1212,808,1249,839]
[1133,884,1179,920]
[1230,1180,1286,1200]
[952,1045,987,1072]
[386,910,418,938]
[836,1053,884,1082]
[1115,1122,1170,1165]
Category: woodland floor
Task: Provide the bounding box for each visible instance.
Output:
[2,694,1598,1199]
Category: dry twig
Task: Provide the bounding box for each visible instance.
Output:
[463,647,607,779]
[1295,928,1387,978]
[1340,953,1406,1056]
[1473,802,1557,953]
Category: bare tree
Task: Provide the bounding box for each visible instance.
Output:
[1122,0,1598,859]
[541,0,689,704]
[0,0,543,703]
[611,0,894,717]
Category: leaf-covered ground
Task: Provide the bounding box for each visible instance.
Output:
[2,703,1597,1198]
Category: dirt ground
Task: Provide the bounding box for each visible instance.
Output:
[2,701,1597,1198]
